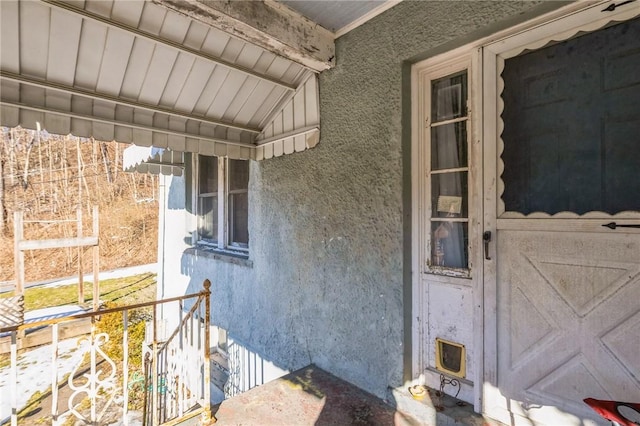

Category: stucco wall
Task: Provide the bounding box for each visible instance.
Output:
[163,1,559,400]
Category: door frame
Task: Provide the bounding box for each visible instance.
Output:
[481,1,640,422]
[410,45,485,410]
[411,0,640,418]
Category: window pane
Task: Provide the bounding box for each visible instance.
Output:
[198,195,217,241]
[501,18,640,215]
[431,221,468,269]
[431,122,467,170]
[431,172,468,218]
[230,192,248,246]
[431,72,467,122]
[199,155,218,194]
[229,160,249,191]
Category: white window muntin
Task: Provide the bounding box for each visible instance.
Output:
[196,155,249,253]
[415,57,474,278]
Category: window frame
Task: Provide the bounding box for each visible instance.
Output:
[417,58,474,278]
[195,155,249,255]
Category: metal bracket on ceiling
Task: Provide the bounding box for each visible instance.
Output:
[602,0,636,12]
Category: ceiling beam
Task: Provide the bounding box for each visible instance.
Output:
[153,0,336,72]
[40,0,297,92]
[1,71,261,134]
[0,100,256,149]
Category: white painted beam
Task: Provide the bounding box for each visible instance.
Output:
[40,0,297,92]
[1,71,261,134]
[153,0,336,72]
[0,100,255,149]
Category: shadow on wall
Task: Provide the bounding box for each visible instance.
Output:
[167,171,188,211]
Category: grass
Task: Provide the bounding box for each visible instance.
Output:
[0,273,157,310]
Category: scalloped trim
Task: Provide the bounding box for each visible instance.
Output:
[494,3,640,218]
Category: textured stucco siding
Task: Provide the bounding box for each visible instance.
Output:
[162,1,556,399]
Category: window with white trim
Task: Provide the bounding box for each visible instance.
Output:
[423,68,470,273]
[197,155,249,252]
[412,60,477,278]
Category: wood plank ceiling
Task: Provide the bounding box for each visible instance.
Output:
[0,0,322,160]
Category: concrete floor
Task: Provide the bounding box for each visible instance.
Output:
[206,365,505,425]
[208,365,422,425]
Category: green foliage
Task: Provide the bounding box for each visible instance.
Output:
[0,273,156,310]
[94,300,151,411]
[94,301,149,370]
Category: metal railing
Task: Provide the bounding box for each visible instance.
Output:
[0,280,211,426]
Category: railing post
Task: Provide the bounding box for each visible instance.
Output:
[152,304,159,426]
[51,324,59,425]
[13,211,24,297]
[122,310,129,426]
[178,301,184,418]
[90,326,97,423]
[77,208,84,304]
[10,330,17,426]
[202,279,211,423]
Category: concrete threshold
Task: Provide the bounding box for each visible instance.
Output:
[390,383,506,426]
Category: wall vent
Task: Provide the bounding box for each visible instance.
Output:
[435,338,466,378]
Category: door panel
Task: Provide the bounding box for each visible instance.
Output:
[495,230,640,424]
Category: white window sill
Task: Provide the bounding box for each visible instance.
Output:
[185,246,253,268]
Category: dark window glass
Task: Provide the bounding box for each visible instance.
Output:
[431,72,467,122]
[199,155,218,194]
[228,160,249,247]
[230,192,248,246]
[198,195,217,242]
[431,222,468,269]
[229,160,249,191]
[198,155,218,242]
[501,18,640,215]
[431,122,467,171]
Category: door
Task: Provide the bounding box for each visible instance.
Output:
[483,9,640,426]
[411,54,484,405]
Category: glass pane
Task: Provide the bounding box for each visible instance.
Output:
[440,343,463,373]
[198,195,217,242]
[199,155,218,194]
[501,18,640,215]
[431,122,467,170]
[431,221,468,269]
[431,172,468,218]
[230,192,248,246]
[229,160,249,191]
[431,72,467,122]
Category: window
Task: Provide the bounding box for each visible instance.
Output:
[197,155,249,252]
[501,17,640,215]
[426,70,470,271]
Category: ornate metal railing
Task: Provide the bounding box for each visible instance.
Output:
[0,280,211,426]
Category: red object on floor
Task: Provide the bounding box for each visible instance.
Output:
[583,398,640,426]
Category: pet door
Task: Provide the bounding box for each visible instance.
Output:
[435,337,466,378]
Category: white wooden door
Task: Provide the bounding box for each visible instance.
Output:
[483,8,640,426]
